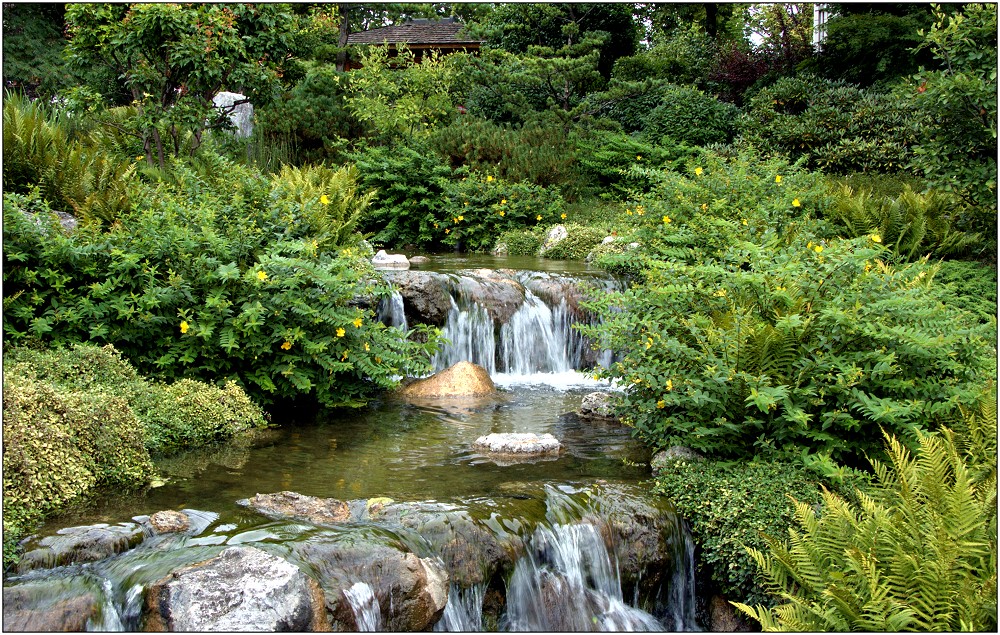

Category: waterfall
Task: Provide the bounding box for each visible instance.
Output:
[344,581,382,631]
[432,297,496,374]
[377,290,408,331]
[435,584,485,632]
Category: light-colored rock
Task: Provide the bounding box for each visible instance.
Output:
[238,491,351,525]
[538,224,568,254]
[399,361,496,398]
[212,91,253,138]
[18,523,144,573]
[601,235,616,245]
[372,249,410,270]
[149,510,191,534]
[578,392,616,419]
[144,545,328,632]
[650,446,705,474]
[473,432,561,456]
[408,255,430,266]
[457,269,526,323]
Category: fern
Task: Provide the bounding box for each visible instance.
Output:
[270,164,375,247]
[735,422,998,632]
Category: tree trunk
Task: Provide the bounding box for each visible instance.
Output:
[705,3,718,38]
[336,3,350,72]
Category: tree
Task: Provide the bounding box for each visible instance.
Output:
[743,3,815,74]
[2,3,75,101]
[65,3,294,169]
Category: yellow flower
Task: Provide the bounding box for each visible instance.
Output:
[870,234,882,243]
[434,223,439,228]
[807,241,813,249]
[864,262,872,273]
[376,356,382,363]
[341,350,349,360]
[364,342,370,351]
[457,215,464,222]
[501,199,507,205]
[714,288,727,297]
[320,194,330,205]
[180,320,189,334]
[776,285,786,292]
[635,205,645,215]
[499,210,505,217]
[281,341,292,350]
[663,215,671,224]
[701,203,708,211]
[626,210,633,216]
[742,219,748,226]
[694,167,703,176]
[775,175,782,183]
[136,155,145,161]
[656,400,665,409]
[814,245,824,253]
[486,175,494,182]
[353,317,363,328]
[336,327,346,337]
[561,213,567,219]
[792,198,801,207]
[257,270,267,281]
[666,379,673,391]
[536,214,542,221]
[445,228,450,234]
[636,154,642,161]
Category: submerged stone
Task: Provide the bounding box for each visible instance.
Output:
[3,584,99,632]
[148,510,191,534]
[18,522,144,573]
[473,432,561,456]
[144,545,328,631]
[578,391,617,419]
[238,491,351,525]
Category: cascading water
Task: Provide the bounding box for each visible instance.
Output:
[344,581,382,631]
[376,290,408,331]
[432,297,497,374]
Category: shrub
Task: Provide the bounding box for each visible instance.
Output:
[270,163,375,248]
[581,232,993,469]
[654,460,823,608]
[437,174,566,253]
[933,260,998,326]
[572,128,696,198]
[741,75,918,174]
[495,228,543,256]
[824,184,982,260]
[2,343,268,456]
[736,423,997,631]
[2,179,440,408]
[612,26,716,86]
[540,224,608,260]
[641,84,739,147]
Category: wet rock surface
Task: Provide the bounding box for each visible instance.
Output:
[238,491,351,525]
[399,361,496,398]
[578,391,617,419]
[473,432,561,456]
[148,510,191,534]
[144,545,328,632]
[372,249,410,269]
[383,270,453,325]
[2,584,99,632]
[18,522,144,573]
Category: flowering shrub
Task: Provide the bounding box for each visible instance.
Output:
[437,174,565,252]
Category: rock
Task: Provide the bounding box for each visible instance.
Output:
[601,235,616,245]
[149,510,191,534]
[650,446,705,474]
[18,522,144,573]
[16,208,78,234]
[294,539,448,632]
[383,270,452,325]
[144,545,328,632]
[456,269,526,324]
[710,595,753,632]
[628,242,641,250]
[3,585,99,632]
[473,433,561,456]
[213,91,253,138]
[492,241,508,256]
[522,273,583,316]
[578,392,616,419]
[372,249,410,270]
[538,224,568,255]
[399,361,496,398]
[238,491,351,525]
[409,255,430,266]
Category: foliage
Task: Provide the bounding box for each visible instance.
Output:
[572,129,694,199]
[495,228,544,257]
[933,260,999,326]
[437,174,566,253]
[641,84,739,147]
[346,44,460,142]
[824,184,982,260]
[654,459,823,609]
[706,40,771,105]
[1,3,77,101]
[539,224,608,260]
[611,25,717,87]
[909,3,998,222]
[349,141,455,249]
[741,75,919,174]
[582,229,993,468]
[65,3,294,168]
[270,163,375,248]
[2,363,154,569]
[2,93,137,224]
[2,167,441,408]
[735,422,997,631]
[742,3,815,75]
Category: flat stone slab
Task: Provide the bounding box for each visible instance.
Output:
[473,433,561,456]
[372,249,410,270]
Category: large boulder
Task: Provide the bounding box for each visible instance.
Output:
[456,269,526,324]
[383,270,453,326]
[213,91,253,138]
[538,224,568,255]
[294,539,448,632]
[3,585,99,632]
[399,361,496,398]
[144,546,328,632]
[18,522,144,573]
[238,491,351,525]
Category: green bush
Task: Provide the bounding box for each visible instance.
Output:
[270,163,375,248]
[611,26,716,86]
[741,75,918,174]
[539,224,608,260]
[2,170,441,407]
[3,343,268,456]
[495,228,543,256]
[933,260,998,326]
[582,231,993,468]
[2,367,154,568]
[437,174,566,253]
[572,128,696,198]
[736,421,997,631]
[641,84,739,147]
[654,459,823,609]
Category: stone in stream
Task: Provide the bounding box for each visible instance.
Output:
[577,391,617,420]
[3,584,99,632]
[144,545,328,632]
[538,224,568,255]
[148,510,191,534]
[371,249,410,269]
[238,491,351,525]
[17,522,144,573]
[408,255,430,266]
[383,270,452,326]
[473,432,561,456]
[399,361,496,398]
[650,445,705,475]
[293,539,448,632]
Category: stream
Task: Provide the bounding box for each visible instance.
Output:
[4,255,702,632]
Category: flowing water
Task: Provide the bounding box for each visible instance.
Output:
[5,256,700,631]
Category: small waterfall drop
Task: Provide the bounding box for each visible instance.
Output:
[377,290,408,331]
[435,583,485,632]
[432,297,496,374]
[344,581,382,631]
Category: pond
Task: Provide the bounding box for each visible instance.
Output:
[6,256,702,632]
